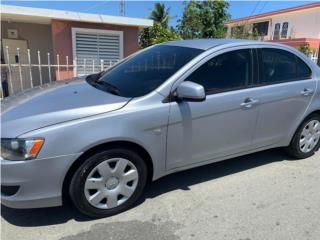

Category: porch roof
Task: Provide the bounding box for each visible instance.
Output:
[1,5,153,28]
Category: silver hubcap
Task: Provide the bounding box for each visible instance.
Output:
[84,158,139,209]
[299,120,320,153]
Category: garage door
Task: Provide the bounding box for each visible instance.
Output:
[72,28,123,75]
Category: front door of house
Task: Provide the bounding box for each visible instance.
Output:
[2,39,30,95]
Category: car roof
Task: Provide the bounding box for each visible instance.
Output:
[161,38,275,50]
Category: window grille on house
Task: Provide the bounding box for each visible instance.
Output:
[273,23,281,40]
[74,32,121,75]
[281,22,289,39]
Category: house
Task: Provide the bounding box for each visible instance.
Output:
[225,2,320,63]
[1,5,153,95]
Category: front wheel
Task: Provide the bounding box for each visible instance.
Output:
[287,114,320,159]
[69,148,147,218]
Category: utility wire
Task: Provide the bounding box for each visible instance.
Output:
[257,1,268,14]
[242,0,262,38]
[80,0,110,12]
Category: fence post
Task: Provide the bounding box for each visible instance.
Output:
[73,58,77,77]
[37,51,43,85]
[100,59,104,72]
[317,44,320,66]
[84,59,87,75]
[5,46,14,94]
[92,59,95,74]
[17,48,24,91]
[0,78,3,98]
[47,53,52,83]
[66,56,69,71]
[57,54,60,80]
[27,49,33,88]
[66,56,69,78]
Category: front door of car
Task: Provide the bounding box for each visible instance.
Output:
[166,48,260,170]
[251,47,317,148]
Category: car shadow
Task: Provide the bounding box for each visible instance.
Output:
[1,149,294,227]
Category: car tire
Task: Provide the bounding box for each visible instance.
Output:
[69,148,147,218]
[286,114,320,159]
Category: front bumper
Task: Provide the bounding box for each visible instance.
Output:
[1,153,81,209]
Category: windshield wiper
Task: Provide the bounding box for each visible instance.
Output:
[86,71,104,82]
[94,79,121,96]
[86,71,121,96]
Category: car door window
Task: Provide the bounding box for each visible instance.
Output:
[186,49,253,94]
[296,56,312,79]
[259,48,312,85]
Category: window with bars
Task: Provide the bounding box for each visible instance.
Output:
[273,23,281,40]
[72,28,123,75]
[281,22,289,39]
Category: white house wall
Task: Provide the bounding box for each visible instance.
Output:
[227,7,320,40]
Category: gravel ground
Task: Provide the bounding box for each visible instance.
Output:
[1,149,320,240]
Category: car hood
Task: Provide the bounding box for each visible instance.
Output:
[1,78,130,137]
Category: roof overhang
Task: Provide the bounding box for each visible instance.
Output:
[1,5,153,27]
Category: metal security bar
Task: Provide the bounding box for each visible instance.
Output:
[311,56,318,63]
[0,46,118,98]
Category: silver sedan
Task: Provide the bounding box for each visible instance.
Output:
[1,39,320,217]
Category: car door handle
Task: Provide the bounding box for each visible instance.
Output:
[240,98,259,109]
[300,88,314,97]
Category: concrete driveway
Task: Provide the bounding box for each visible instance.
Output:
[1,149,320,240]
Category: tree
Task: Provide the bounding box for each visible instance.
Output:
[298,43,312,57]
[139,22,182,49]
[149,3,171,28]
[177,0,230,39]
[139,2,181,48]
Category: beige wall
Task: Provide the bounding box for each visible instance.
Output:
[1,21,54,86]
[270,8,320,39]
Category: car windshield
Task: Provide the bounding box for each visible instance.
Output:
[91,45,204,98]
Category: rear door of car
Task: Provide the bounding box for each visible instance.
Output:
[251,46,317,148]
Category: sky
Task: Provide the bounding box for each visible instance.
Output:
[1,1,318,26]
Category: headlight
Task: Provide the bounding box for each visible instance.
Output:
[1,138,44,161]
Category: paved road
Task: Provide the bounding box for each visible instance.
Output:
[1,149,320,240]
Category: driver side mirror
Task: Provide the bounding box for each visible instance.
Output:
[175,81,206,102]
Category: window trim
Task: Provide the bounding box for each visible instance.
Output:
[184,48,255,96]
[256,48,312,87]
[71,27,124,76]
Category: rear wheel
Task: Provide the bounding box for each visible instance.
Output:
[69,148,147,218]
[287,114,320,159]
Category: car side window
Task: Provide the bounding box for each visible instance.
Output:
[186,49,253,94]
[260,48,312,85]
[296,56,312,80]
